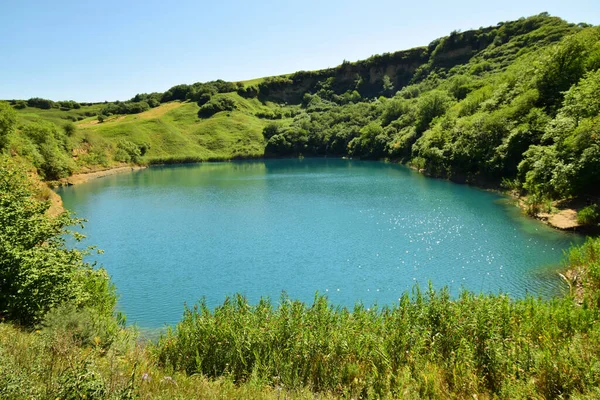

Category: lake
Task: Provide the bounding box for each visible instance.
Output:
[56,159,583,328]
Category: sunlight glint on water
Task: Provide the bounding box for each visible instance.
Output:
[56,159,583,328]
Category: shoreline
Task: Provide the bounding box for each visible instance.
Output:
[47,165,146,216]
[407,164,582,232]
[51,157,584,232]
[59,165,147,186]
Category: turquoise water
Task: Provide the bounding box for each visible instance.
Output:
[57,159,583,328]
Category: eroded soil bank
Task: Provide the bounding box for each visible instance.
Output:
[46,166,146,216]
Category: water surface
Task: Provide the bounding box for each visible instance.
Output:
[57,159,583,328]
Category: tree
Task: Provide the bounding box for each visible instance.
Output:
[535,29,599,113]
[27,97,54,109]
[64,122,76,137]
[0,158,116,325]
[13,100,27,109]
[382,75,394,95]
[197,97,236,118]
[415,90,455,133]
[0,101,17,151]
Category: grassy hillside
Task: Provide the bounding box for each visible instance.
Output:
[5,15,596,200]
[10,94,286,171]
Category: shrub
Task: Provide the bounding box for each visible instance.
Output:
[155,282,600,398]
[578,204,600,226]
[64,122,76,137]
[0,101,17,150]
[196,92,211,106]
[12,100,27,109]
[27,97,54,109]
[41,303,123,349]
[38,142,73,180]
[113,139,142,164]
[237,85,259,98]
[197,97,236,118]
[262,122,281,141]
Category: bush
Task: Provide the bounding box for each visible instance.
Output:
[27,97,55,109]
[20,121,74,180]
[113,139,142,164]
[262,122,281,141]
[0,101,17,150]
[578,204,600,226]
[156,283,600,398]
[237,85,259,98]
[196,92,211,106]
[100,101,150,116]
[12,100,27,109]
[38,142,73,180]
[197,97,236,118]
[41,304,123,349]
[64,122,76,137]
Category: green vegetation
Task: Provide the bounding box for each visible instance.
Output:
[2,12,600,399]
[578,205,600,227]
[3,15,598,208]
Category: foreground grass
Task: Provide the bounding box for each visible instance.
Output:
[155,287,600,399]
[0,323,333,400]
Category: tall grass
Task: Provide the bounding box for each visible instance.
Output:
[155,284,600,399]
[0,322,325,400]
[566,237,600,304]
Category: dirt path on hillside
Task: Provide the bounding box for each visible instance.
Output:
[76,102,184,128]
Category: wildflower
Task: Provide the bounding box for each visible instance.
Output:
[142,373,150,382]
[162,376,177,386]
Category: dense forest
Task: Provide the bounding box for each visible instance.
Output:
[2,13,600,399]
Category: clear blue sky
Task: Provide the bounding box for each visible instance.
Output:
[1,0,598,102]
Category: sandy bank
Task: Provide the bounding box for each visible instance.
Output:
[47,165,146,216]
[537,209,580,231]
[62,166,146,186]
